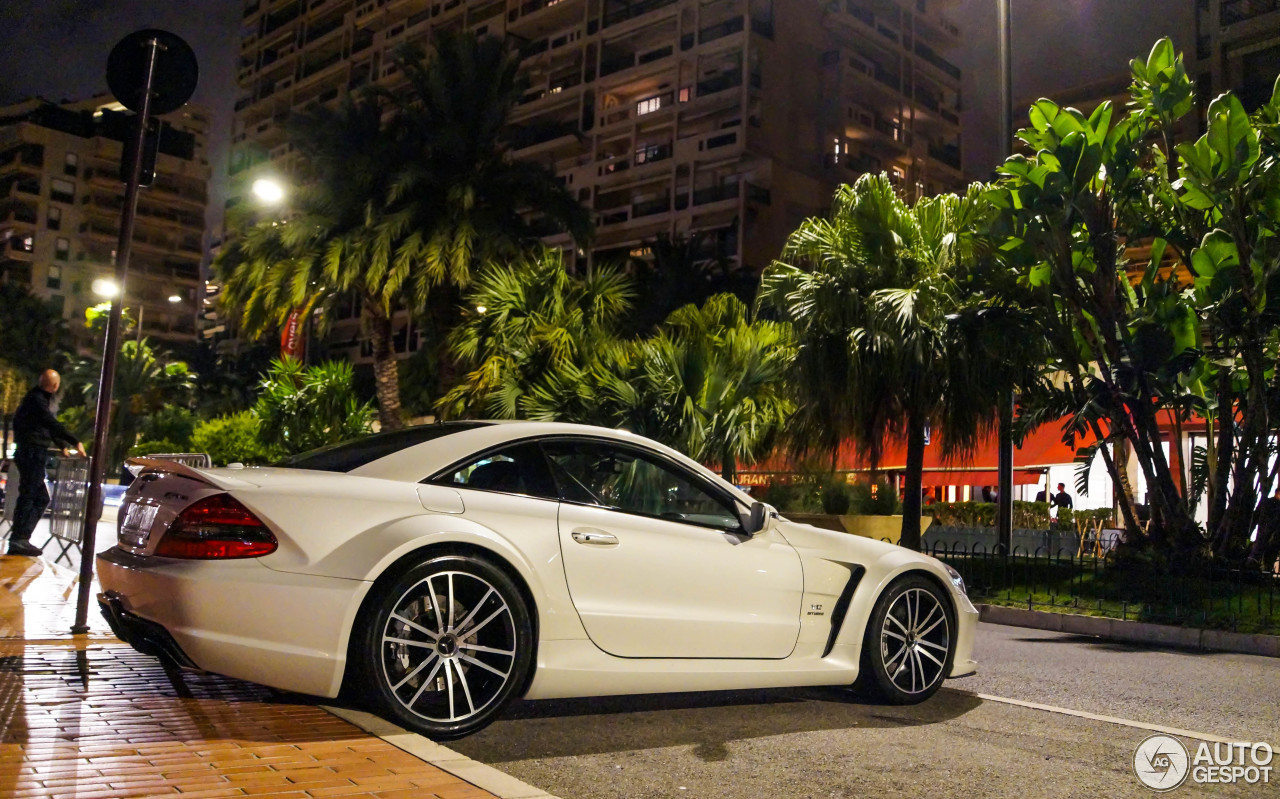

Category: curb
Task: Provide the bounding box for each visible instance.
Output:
[322,705,562,799]
[976,603,1280,658]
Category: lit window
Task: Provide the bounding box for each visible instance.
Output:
[636,95,663,115]
[679,87,691,103]
[17,235,34,253]
[50,178,75,204]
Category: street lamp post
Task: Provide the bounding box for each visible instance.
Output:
[995,0,1015,555]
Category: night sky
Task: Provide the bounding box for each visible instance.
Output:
[0,0,242,234]
[0,0,1196,230]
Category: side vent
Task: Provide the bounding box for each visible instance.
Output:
[822,565,865,658]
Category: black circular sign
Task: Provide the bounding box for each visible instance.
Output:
[107,29,198,115]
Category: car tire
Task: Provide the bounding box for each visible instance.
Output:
[855,573,955,704]
[358,553,534,740]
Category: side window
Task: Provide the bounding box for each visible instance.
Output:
[542,440,742,530]
[433,443,557,500]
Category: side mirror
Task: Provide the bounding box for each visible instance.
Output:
[742,501,769,535]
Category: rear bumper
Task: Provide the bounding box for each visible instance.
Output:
[98,591,199,670]
[96,546,370,698]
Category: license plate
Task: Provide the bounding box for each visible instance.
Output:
[120,500,160,549]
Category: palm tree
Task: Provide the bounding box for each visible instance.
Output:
[436,247,633,422]
[67,338,196,468]
[374,32,594,283]
[439,249,792,480]
[622,232,755,335]
[254,358,375,455]
[217,94,408,428]
[640,295,794,481]
[760,175,1035,550]
[218,33,592,431]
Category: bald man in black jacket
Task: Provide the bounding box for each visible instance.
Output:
[8,370,83,556]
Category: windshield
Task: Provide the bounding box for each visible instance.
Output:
[276,422,491,473]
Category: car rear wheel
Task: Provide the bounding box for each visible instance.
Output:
[359,554,533,740]
[856,574,955,704]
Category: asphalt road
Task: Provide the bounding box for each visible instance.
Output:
[450,623,1280,799]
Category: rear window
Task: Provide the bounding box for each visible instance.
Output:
[277,422,491,472]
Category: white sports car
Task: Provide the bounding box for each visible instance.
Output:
[98,421,978,739]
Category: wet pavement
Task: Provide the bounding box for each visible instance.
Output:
[0,555,500,798]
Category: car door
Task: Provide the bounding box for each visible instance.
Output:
[542,438,803,659]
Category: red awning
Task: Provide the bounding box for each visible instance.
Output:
[919,469,1043,487]
[741,416,1103,485]
[741,412,1211,486]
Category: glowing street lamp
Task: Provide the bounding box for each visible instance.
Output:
[168,294,182,303]
[92,278,120,298]
[252,177,286,204]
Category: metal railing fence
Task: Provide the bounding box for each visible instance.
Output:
[915,537,1280,635]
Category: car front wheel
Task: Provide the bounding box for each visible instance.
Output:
[857,573,955,704]
[360,554,533,740]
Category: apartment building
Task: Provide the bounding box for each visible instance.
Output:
[0,95,211,349]
[1194,0,1280,112]
[230,0,967,363]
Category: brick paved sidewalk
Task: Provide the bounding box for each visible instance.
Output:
[0,555,502,799]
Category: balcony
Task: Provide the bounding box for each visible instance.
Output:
[304,16,344,45]
[1,259,33,286]
[603,0,678,29]
[692,182,740,207]
[261,3,301,36]
[928,143,961,171]
[509,120,580,152]
[913,42,961,82]
[600,43,674,79]
[1222,0,1280,25]
[632,193,671,218]
[508,0,585,37]
[745,182,770,204]
[5,206,37,225]
[699,15,744,46]
[300,51,343,81]
[696,71,743,98]
[829,151,882,174]
[831,2,903,48]
[634,142,672,167]
[517,74,583,107]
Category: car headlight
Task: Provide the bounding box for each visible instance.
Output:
[943,564,967,595]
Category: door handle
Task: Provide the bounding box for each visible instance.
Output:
[571,528,619,547]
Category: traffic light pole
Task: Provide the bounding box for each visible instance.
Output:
[71,36,161,635]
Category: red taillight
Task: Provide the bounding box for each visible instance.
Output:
[155,493,278,559]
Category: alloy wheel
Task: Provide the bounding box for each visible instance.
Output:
[380,570,518,724]
[878,586,951,695]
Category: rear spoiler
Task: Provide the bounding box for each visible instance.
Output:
[125,457,259,490]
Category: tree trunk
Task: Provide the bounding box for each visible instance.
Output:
[899,413,926,552]
[721,452,736,483]
[1089,425,1143,541]
[369,310,404,431]
[1208,384,1234,537]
